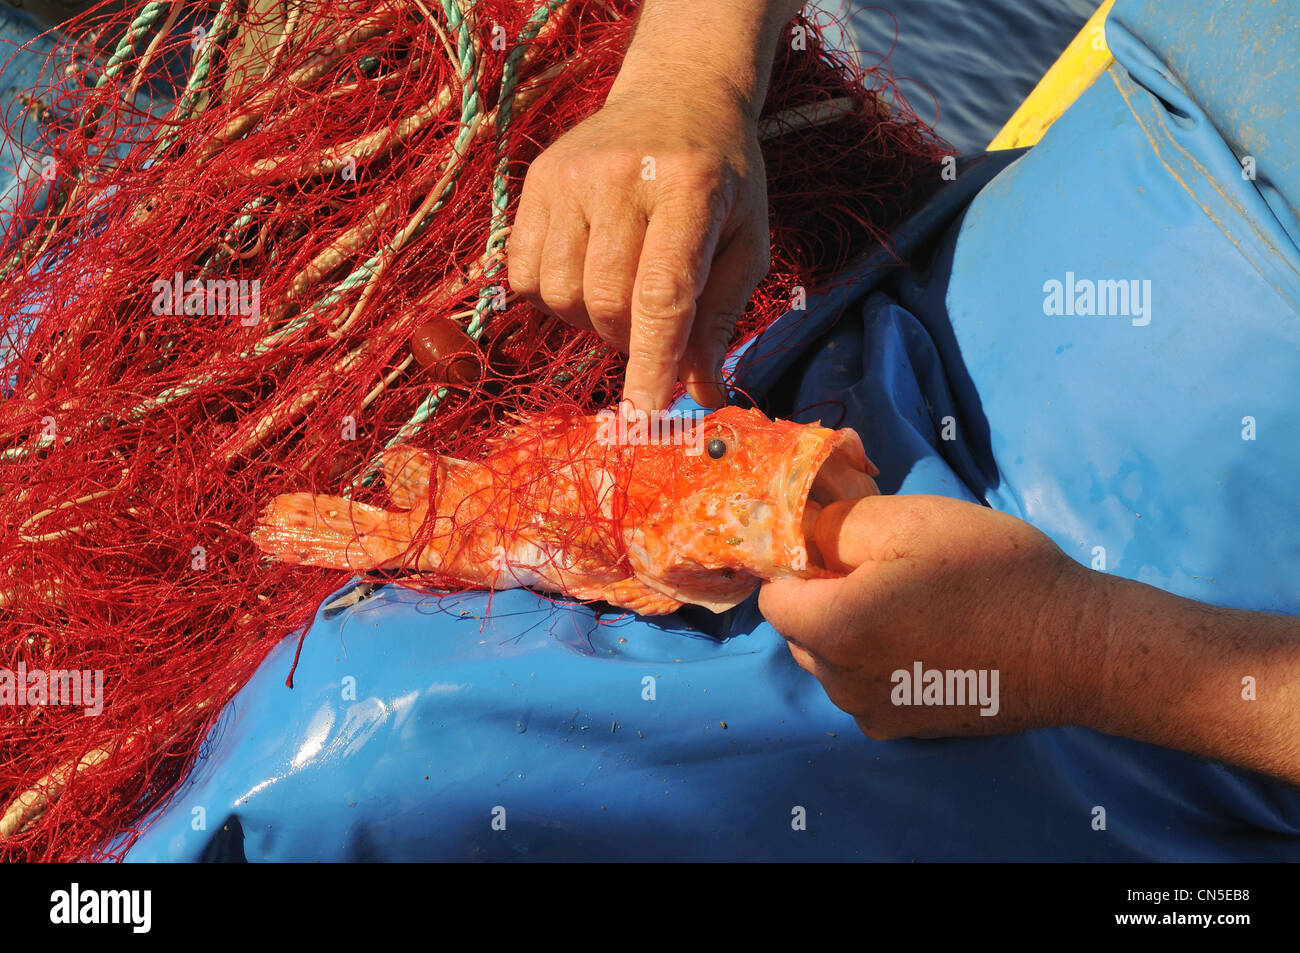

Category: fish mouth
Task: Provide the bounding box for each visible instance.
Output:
[778,427,879,576]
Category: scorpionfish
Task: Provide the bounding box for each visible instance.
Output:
[251,406,879,615]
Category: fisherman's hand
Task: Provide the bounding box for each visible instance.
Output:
[758,495,1102,739]
[508,73,771,412]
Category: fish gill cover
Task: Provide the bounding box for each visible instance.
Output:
[0,0,945,861]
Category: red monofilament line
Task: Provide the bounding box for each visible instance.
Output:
[0,0,946,861]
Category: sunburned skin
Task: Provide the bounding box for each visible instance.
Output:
[251,406,879,614]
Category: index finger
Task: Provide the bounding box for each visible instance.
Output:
[622,202,724,412]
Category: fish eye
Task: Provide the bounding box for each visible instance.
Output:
[707,438,727,459]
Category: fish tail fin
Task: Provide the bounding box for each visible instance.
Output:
[250,492,412,570]
[382,445,435,509]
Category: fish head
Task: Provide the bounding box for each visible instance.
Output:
[624,405,879,611]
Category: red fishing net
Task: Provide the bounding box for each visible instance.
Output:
[0,0,945,861]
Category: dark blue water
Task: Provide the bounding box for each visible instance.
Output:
[824,0,1101,152]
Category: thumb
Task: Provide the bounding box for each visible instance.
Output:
[814,496,896,573]
[762,496,897,632]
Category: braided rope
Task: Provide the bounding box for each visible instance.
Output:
[119,0,557,475]
[138,0,500,421]
[3,1,572,461]
[173,0,239,120]
[470,0,567,338]
[94,1,172,89]
[379,0,570,459]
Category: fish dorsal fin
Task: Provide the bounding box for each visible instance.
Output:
[435,454,496,499]
[436,454,488,473]
[382,445,435,509]
[479,410,590,455]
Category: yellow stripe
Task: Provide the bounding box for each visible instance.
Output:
[987,0,1117,150]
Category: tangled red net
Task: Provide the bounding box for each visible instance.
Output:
[0,0,946,861]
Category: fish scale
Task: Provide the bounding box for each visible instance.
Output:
[251,406,880,614]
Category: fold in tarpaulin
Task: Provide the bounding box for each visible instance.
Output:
[115,0,1300,860]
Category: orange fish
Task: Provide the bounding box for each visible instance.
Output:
[250,406,879,615]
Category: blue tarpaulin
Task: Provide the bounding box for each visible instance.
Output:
[4,0,1296,860]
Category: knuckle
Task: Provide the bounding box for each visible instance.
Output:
[539,274,584,315]
[510,276,539,298]
[607,151,648,180]
[683,181,731,229]
[545,290,585,318]
[655,162,729,216]
[584,280,633,322]
[664,157,725,192]
[508,260,539,294]
[501,269,533,295]
[557,159,590,189]
[636,263,694,320]
[520,157,557,198]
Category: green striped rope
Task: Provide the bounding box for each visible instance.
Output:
[126,0,495,423]
[375,0,568,461]
[5,2,568,466]
[94,1,172,90]
[172,0,239,121]
[133,1,566,451]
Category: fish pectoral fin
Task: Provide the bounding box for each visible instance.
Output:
[626,539,754,613]
[634,568,759,615]
[576,576,683,616]
[381,445,436,509]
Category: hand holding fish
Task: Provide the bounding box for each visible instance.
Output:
[759,495,1090,738]
[759,495,1300,786]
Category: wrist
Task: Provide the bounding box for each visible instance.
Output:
[608,0,799,123]
[608,56,758,123]
[1074,573,1234,741]
[1061,571,1300,783]
[1069,569,1124,732]
[1027,560,1118,730]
